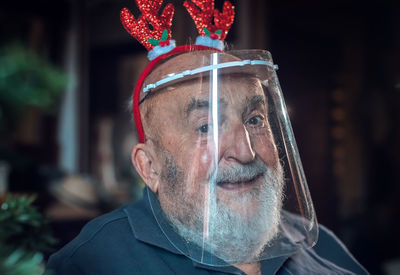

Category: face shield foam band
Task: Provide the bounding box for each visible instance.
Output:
[142,59,279,93]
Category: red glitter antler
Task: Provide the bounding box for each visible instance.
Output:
[184,0,234,41]
[121,0,175,50]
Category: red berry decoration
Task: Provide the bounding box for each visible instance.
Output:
[209,33,218,39]
[159,40,170,47]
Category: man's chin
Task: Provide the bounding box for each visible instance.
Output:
[170,188,282,263]
[215,180,265,218]
[199,209,281,264]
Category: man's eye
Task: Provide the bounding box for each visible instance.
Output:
[247,116,265,126]
[198,124,210,134]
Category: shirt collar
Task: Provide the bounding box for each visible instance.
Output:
[123,187,182,255]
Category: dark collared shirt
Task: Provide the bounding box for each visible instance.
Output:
[46,188,368,274]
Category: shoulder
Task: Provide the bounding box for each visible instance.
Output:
[312,224,369,274]
[45,204,145,274]
[279,212,368,274]
[283,224,368,274]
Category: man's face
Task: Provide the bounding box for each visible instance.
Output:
[141,53,284,262]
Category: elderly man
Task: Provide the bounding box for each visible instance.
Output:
[46,1,368,274]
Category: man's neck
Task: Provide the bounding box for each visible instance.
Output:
[234,262,261,275]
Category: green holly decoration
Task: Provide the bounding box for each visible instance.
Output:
[203,27,210,36]
[148,38,159,46]
[161,29,168,41]
[148,29,169,46]
[202,27,222,39]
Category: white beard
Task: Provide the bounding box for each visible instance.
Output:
[163,163,284,263]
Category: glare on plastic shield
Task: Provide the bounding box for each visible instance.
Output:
[146,50,318,266]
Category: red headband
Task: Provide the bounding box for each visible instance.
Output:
[121,0,234,143]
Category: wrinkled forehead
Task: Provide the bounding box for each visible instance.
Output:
[152,74,267,124]
[179,75,267,121]
[177,73,265,101]
[142,51,268,103]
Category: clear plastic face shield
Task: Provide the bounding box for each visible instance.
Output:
[141,50,318,266]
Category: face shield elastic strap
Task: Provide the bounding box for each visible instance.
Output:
[139,59,279,105]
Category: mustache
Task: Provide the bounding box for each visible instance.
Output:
[209,159,269,184]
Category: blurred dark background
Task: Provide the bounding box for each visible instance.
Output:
[0,0,399,274]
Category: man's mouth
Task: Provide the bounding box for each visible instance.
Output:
[216,174,263,190]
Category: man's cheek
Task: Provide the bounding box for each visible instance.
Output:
[253,137,279,167]
[201,148,218,177]
[181,147,211,195]
[201,151,211,165]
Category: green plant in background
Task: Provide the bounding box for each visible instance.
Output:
[0,248,44,275]
[0,195,57,275]
[0,43,67,132]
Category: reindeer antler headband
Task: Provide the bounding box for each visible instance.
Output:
[121,0,235,143]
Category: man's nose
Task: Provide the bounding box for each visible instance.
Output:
[219,122,256,164]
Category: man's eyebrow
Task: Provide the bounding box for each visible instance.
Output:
[185,98,209,116]
[185,98,227,116]
[244,95,267,115]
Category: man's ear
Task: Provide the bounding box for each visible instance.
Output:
[131,143,160,193]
